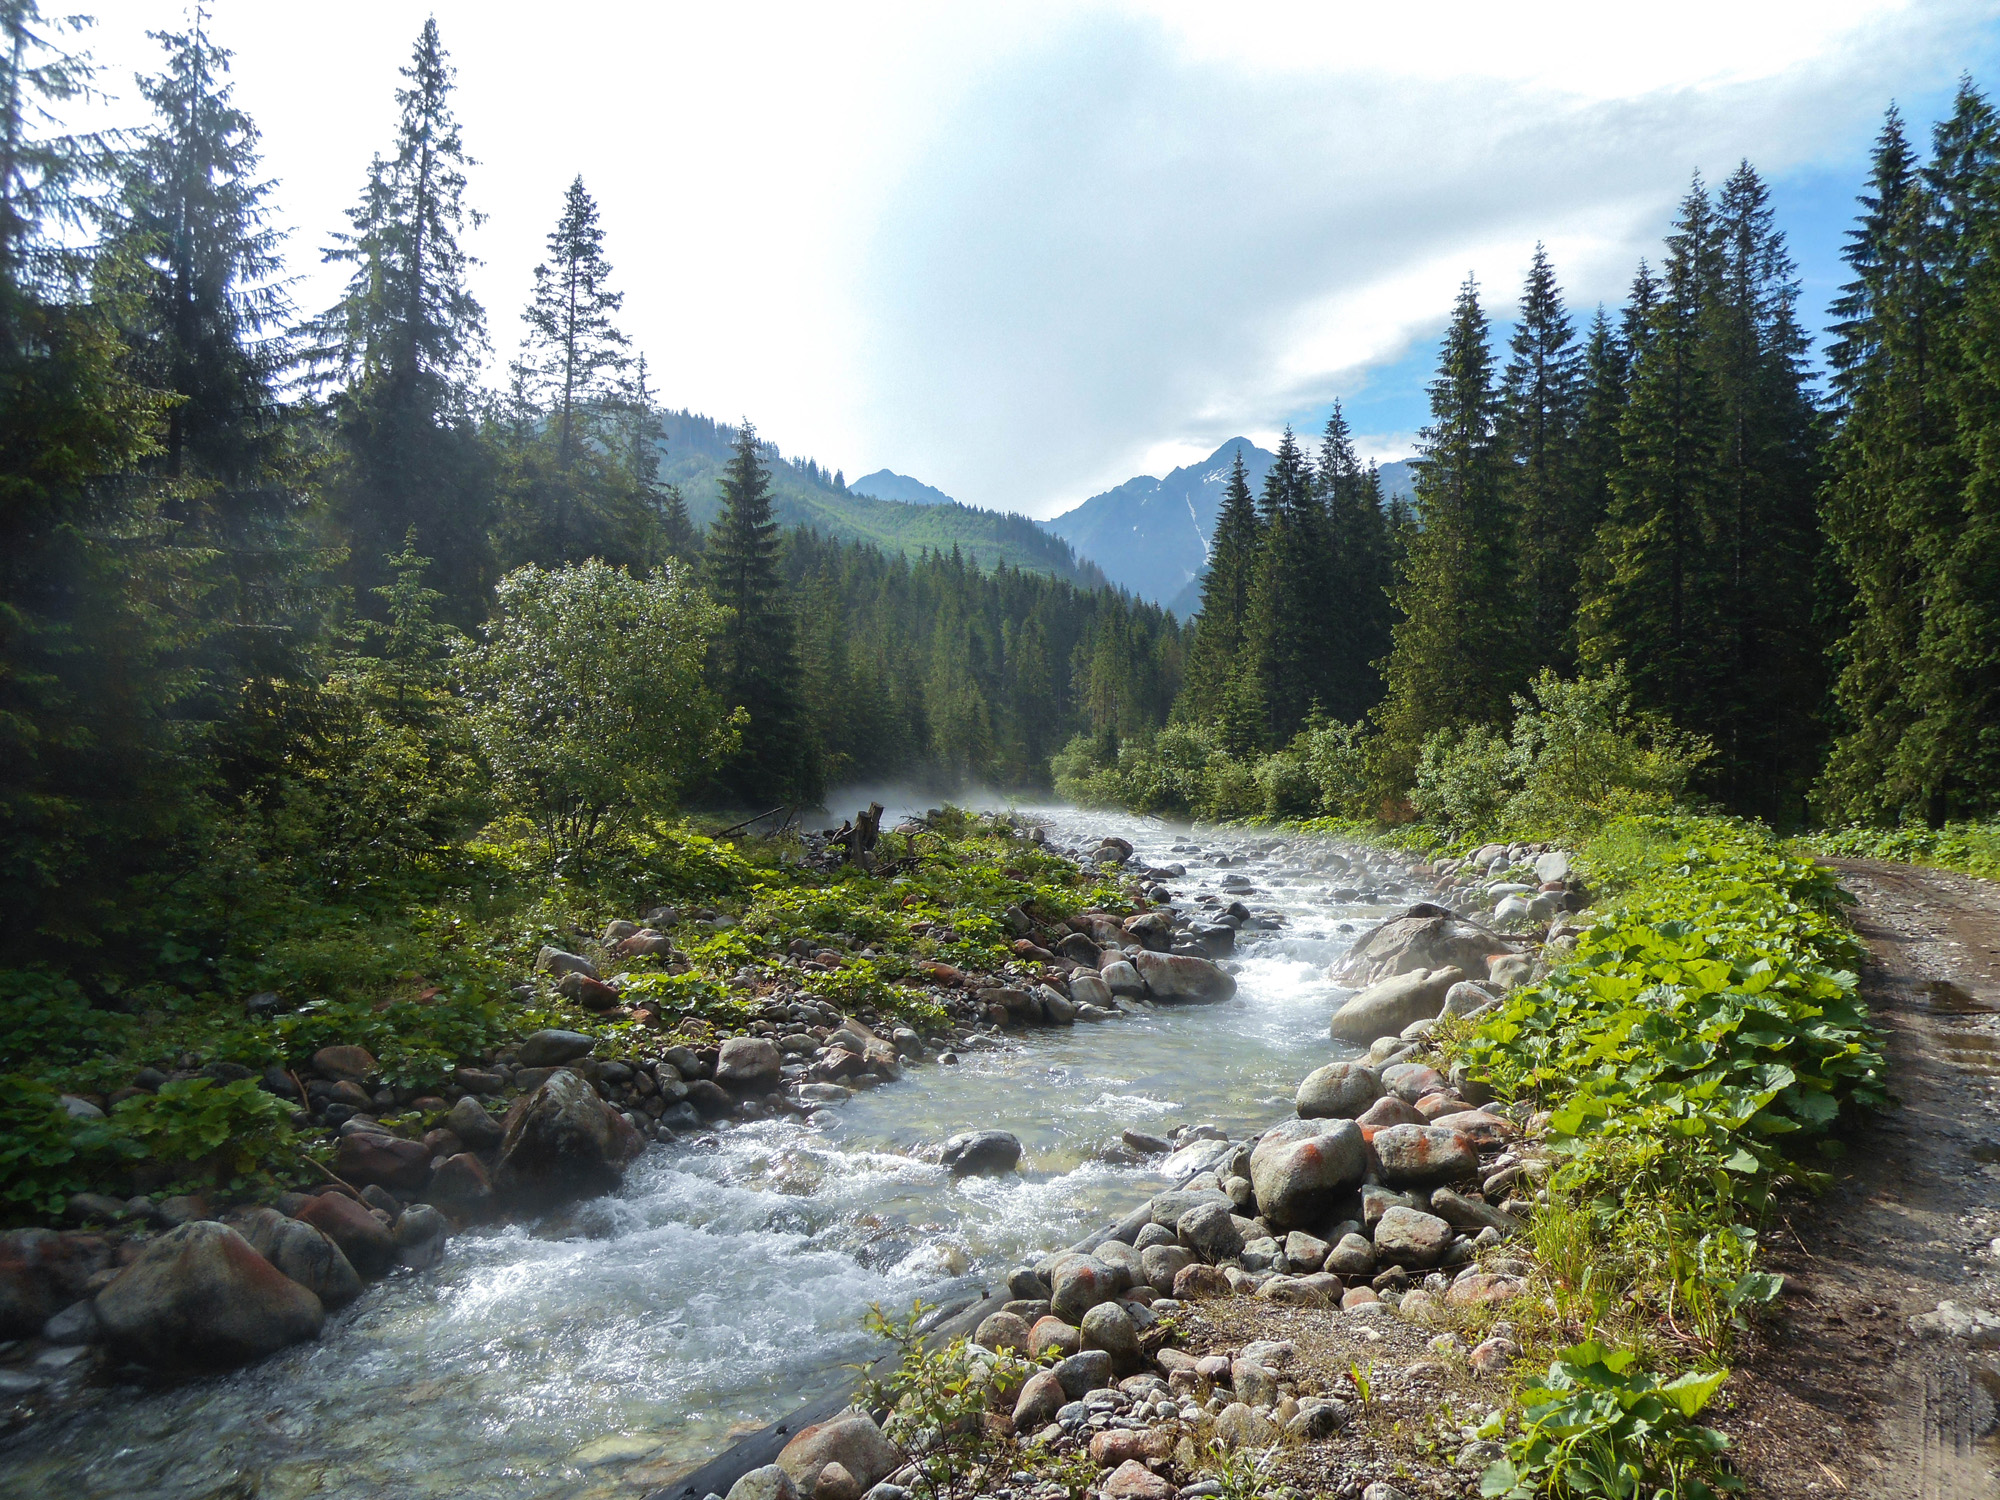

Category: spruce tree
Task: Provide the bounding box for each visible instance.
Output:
[1378,275,1519,775]
[706,421,819,802]
[1177,448,1261,730]
[1573,306,1629,558]
[1315,403,1394,721]
[521,175,628,468]
[304,19,491,617]
[1499,244,1583,670]
[1244,426,1336,743]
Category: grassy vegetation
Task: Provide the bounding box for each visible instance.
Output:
[0,808,1127,1224]
[1797,818,2000,881]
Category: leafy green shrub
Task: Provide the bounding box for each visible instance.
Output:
[1411,723,1513,835]
[100,1076,299,1190]
[1252,749,1319,818]
[0,1077,98,1219]
[458,560,739,869]
[1299,718,1380,819]
[1480,1342,1737,1500]
[862,1299,1029,1491]
[0,971,132,1073]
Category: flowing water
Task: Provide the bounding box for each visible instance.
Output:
[0,807,1416,1500]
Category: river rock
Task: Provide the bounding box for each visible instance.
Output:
[940,1130,1022,1176]
[1332,911,1514,986]
[1213,1401,1276,1450]
[1448,1272,1528,1307]
[1037,985,1078,1025]
[226,1207,361,1307]
[1441,980,1502,1018]
[1052,1348,1114,1397]
[1148,1187,1232,1227]
[334,1131,432,1192]
[1329,968,1464,1043]
[1070,973,1114,1008]
[1356,1095,1427,1129]
[1080,1300,1140,1368]
[311,1045,376,1082]
[1176,1201,1243,1262]
[726,1465,799,1500]
[1283,1230,1330,1272]
[1324,1232,1376,1276]
[97,1221,323,1370]
[1370,1125,1478,1188]
[536,947,599,981]
[716,1038,784,1091]
[295,1192,397,1277]
[1132,951,1236,1003]
[1172,1263,1230,1299]
[516,1029,596,1068]
[1372,1206,1453,1268]
[1100,960,1145,997]
[1123,912,1175,952]
[1428,1188,1522,1236]
[1051,1259,1116,1322]
[1014,1367,1067,1428]
[447,1096,504,1149]
[1140,1243,1191,1293]
[1296,1061,1383,1119]
[429,1152,494,1220]
[775,1410,900,1498]
[1249,1119,1366,1229]
[394,1204,450,1269]
[1029,1315,1081,1359]
[0,1229,110,1337]
[976,1310,1032,1356]
[1101,1460,1173,1500]
[494,1069,643,1210]
[1380,1062,1446,1103]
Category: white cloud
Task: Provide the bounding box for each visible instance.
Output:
[67,0,1999,516]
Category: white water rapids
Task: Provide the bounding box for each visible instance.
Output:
[0,807,1420,1500]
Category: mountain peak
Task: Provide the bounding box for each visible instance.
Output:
[850,469,956,506]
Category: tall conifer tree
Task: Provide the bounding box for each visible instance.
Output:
[1315,403,1394,721]
[1499,244,1583,670]
[1244,426,1335,743]
[1178,448,1261,735]
[1378,276,1518,773]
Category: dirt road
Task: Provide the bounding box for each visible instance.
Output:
[1723,860,2000,1498]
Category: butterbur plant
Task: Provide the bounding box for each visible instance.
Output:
[1480,1342,1738,1500]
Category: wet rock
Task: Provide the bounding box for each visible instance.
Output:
[394,1203,450,1270]
[976,1310,1031,1356]
[1029,1315,1081,1360]
[0,1229,110,1337]
[334,1131,432,1192]
[1052,1348,1114,1397]
[687,1079,735,1117]
[1121,1128,1171,1156]
[1100,960,1145,997]
[97,1221,323,1370]
[1080,1300,1140,1368]
[716,1038,784,1091]
[42,1298,99,1344]
[226,1207,362,1307]
[1371,1125,1479,1188]
[494,1069,643,1210]
[447,1096,504,1150]
[428,1152,494,1221]
[1037,986,1078,1025]
[295,1192,398,1278]
[1132,951,1236,1003]
[1329,968,1465,1043]
[775,1410,901,1498]
[1296,1061,1383,1119]
[1372,1206,1454,1268]
[940,1130,1022,1176]
[726,1465,799,1500]
[1176,1201,1243,1262]
[516,1029,596,1068]
[1332,911,1513,986]
[1249,1119,1366,1229]
[311,1045,376,1082]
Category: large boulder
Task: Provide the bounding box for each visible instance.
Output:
[225,1207,362,1307]
[715,1037,783,1092]
[1296,1062,1383,1119]
[428,1152,495,1221]
[0,1229,110,1338]
[1050,1258,1117,1322]
[1329,967,1465,1044]
[493,1068,643,1211]
[1122,912,1175,952]
[515,1029,596,1068]
[333,1130,432,1192]
[939,1130,1021,1176]
[1249,1119,1366,1230]
[96,1221,323,1370]
[1176,1201,1244,1262]
[775,1410,901,1498]
[1370,1125,1479,1188]
[294,1192,398,1278]
[1331,910,1514,986]
[447,1096,504,1149]
[1132,951,1236,1003]
[1100,960,1146,997]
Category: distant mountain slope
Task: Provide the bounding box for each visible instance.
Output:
[652,411,1104,585]
[1042,438,1278,606]
[850,469,956,506]
[1378,458,1415,503]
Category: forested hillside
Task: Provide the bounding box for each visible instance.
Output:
[1061,93,2000,846]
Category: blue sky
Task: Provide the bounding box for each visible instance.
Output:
[68,1,2000,516]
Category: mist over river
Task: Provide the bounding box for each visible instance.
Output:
[0,806,1420,1500]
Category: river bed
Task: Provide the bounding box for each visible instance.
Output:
[0,807,1416,1500]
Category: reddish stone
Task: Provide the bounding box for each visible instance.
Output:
[312,1045,375,1082]
[294,1191,397,1277]
[1089,1428,1170,1467]
[1172,1263,1230,1300]
[333,1131,432,1192]
[0,1229,111,1337]
[428,1152,493,1222]
[1100,1460,1173,1499]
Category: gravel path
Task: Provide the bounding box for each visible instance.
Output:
[1723,860,2000,1499]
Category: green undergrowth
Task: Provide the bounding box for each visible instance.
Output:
[1443,814,1881,1496]
[0,806,1121,1222]
[1797,818,2000,881]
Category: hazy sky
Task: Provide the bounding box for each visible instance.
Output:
[68,1,2000,516]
